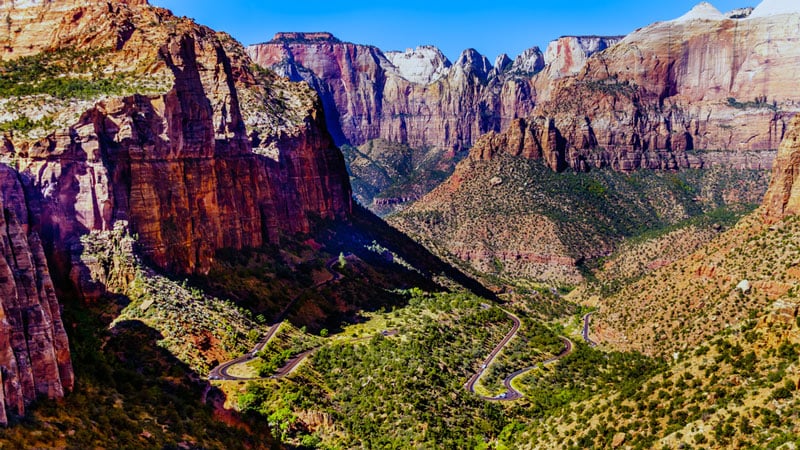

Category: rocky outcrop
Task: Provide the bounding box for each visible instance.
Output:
[0,0,351,421]
[384,46,450,84]
[762,115,800,218]
[246,32,619,211]
[0,165,73,425]
[247,33,628,154]
[1,0,351,275]
[251,4,800,177]
[470,117,778,173]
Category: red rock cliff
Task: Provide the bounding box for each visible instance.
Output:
[763,115,800,218]
[247,33,546,151]
[524,5,800,172]
[0,0,351,420]
[0,165,73,425]
[249,6,800,173]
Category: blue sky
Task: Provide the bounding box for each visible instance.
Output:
[151,0,753,61]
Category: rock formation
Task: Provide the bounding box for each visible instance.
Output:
[523,3,800,172]
[763,115,800,218]
[250,3,800,178]
[247,33,534,151]
[542,36,624,79]
[247,32,621,153]
[0,0,352,421]
[0,165,73,425]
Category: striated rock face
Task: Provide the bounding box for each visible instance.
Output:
[247,33,544,151]
[763,115,800,218]
[0,0,351,421]
[465,5,800,174]
[384,46,450,84]
[523,6,800,172]
[0,165,73,425]
[1,0,351,276]
[251,5,800,178]
[247,33,624,153]
[542,36,624,79]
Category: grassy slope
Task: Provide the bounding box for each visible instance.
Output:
[511,303,800,449]
[585,212,800,357]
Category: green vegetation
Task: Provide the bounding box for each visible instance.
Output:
[580,76,638,98]
[727,96,778,111]
[0,47,128,99]
[254,324,320,377]
[0,115,53,133]
[478,317,565,396]
[0,278,276,449]
[391,154,767,283]
[238,290,514,448]
[234,289,666,448]
[341,139,456,216]
[517,315,800,449]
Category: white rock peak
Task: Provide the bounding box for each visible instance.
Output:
[385,46,451,85]
[673,2,725,22]
[749,0,800,18]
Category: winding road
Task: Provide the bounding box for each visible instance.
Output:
[464,306,576,401]
[583,312,597,347]
[208,256,346,381]
[466,309,599,401]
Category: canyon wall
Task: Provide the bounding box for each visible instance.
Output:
[524,3,800,172]
[247,33,620,152]
[763,115,800,218]
[0,165,73,425]
[0,0,352,422]
[249,5,800,175]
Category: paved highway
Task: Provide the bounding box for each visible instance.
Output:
[464,307,575,402]
[582,312,597,347]
[208,256,346,381]
[463,309,521,397]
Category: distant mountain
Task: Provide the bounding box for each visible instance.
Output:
[249,3,800,213]
[247,32,620,211]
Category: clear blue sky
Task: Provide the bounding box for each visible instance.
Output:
[151,0,753,61]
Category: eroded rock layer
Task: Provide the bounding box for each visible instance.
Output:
[524,8,800,171]
[248,33,561,151]
[0,0,352,421]
[0,165,73,425]
[763,115,800,218]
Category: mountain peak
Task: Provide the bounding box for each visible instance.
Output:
[511,46,545,75]
[750,0,800,18]
[454,48,492,79]
[673,2,725,22]
[385,45,451,84]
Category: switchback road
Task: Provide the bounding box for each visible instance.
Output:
[464,308,574,402]
[208,256,345,381]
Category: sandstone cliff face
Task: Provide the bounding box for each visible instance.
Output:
[542,36,624,79]
[246,32,617,211]
[247,33,546,151]
[763,115,800,218]
[523,7,800,172]
[0,165,73,425]
[251,6,800,177]
[0,0,352,420]
[1,0,351,275]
